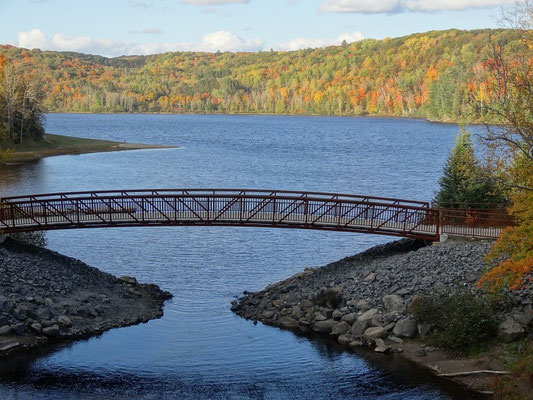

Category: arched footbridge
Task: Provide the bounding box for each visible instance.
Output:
[0,189,441,240]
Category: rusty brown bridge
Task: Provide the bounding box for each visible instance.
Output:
[0,189,443,241]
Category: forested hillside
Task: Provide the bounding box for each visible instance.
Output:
[0,29,526,121]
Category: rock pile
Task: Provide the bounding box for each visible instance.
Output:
[0,238,172,355]
[233,239,532,353]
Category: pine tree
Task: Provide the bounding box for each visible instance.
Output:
[434,128,505,208]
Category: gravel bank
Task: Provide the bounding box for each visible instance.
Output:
[233,238,532,355]
[0,238,172,355]
[232,239,532,394]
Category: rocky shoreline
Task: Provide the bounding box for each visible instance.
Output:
[232,238,532,395]
[0,238,172,356]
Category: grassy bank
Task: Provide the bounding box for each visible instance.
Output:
[1,133,176,164]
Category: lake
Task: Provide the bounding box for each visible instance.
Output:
[0,114,486,399]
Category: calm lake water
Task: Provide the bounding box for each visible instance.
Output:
[0,114,486,399]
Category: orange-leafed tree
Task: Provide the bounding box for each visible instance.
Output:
[477,0,533,291]
[479,155,532,290]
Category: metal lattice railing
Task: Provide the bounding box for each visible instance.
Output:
[0,189,440,240]
[439,207,514,239]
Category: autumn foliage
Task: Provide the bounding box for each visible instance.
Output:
[479,157,533,291]
[0,29,527,121]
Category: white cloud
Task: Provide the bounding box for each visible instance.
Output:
[337,31,366,43]
[17,29,263,56]
[181,0,248,4]
[403,0,514,11]
[274,31,364,51]
[18,29,47,50]
[319,0,398,13]
[17,29,364,57]
[318,0,513,13]
[200,30,262,51]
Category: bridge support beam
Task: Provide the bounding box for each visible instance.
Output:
[0,234,6,244]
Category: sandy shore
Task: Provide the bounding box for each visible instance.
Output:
[2,133,177,164]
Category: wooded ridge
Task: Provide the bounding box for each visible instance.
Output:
[0,29,526,121]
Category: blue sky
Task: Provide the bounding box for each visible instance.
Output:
[0,0,513,57]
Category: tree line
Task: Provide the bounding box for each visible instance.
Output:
[0,28,527,122]
[0,54,46,148]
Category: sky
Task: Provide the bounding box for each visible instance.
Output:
[0,0,514,57]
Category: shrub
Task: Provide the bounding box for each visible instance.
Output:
[411,289,497,353]
[9,231,47,247]
[313,288,343,309]
[491,340,533,399]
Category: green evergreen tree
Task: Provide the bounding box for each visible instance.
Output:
[434,128,505,208]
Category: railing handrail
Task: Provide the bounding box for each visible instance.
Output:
[1,193,435,212]
[0,188,430,208]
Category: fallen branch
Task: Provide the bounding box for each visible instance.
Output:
[428,364,441,374]
[438,370,510,377]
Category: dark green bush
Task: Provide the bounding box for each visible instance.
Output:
[411,289,497,353]
[313,288,343,309]
[10,231,47,247]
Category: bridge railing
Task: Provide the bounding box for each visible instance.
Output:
[0,189,430,208]
[0,190,439,240]
[439,207,514,239]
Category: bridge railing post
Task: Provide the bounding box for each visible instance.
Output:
[435,209,441,241]
[206,196,210,223]
[272,196,277,225]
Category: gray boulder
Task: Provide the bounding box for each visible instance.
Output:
[312,319,336,334]
[13,323,26,335]
[355,300,370,311]
[291,306,303,320]
[30,323,42,334]
[337,335,352,345]
[314,312,327,322]
[393,317,417,338]
[374,338,391,353]
[43,325,60,337]
[332,310,343,321]
[498,317,524,343]
[358,309,378,322]
[388,335,403,344]
[363,326,386,340]
[300,299,314,309]
[383,311,400,325]
[119,276,137,285]
[371,314,384,327]
[0,326,12,335]
[331,321,350,336]
[382,295,406,313]
[341,312,358,324]
[279,317,299,330]
[351,319,370,336]
[58,315,73,327]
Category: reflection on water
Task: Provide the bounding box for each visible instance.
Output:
[0,162,45,195]
[0,114,487,399]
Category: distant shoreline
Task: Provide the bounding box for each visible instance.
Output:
[44,111,467,125]
[2,133,177,164]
